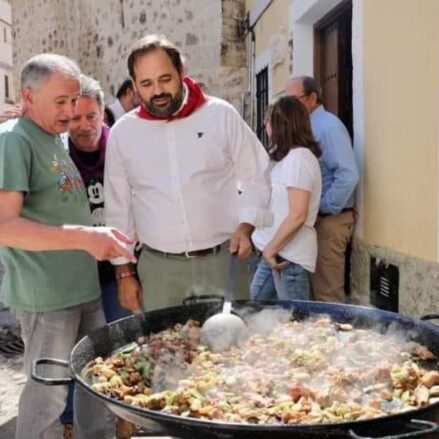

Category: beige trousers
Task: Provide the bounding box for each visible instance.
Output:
[310,210,355,303]
[137,243,250,311]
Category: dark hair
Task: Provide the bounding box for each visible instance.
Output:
[301,76,323,104]
[104,106,115,127]
[116,78,134,99]
[127,34,184,80]
[269,96,321,162]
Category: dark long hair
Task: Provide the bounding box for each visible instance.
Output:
[269,96,321,162]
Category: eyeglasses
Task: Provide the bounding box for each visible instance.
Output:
[295,93,309,100]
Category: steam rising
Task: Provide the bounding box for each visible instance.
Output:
[150,307,436,412]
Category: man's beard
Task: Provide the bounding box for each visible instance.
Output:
[145,83,184,117]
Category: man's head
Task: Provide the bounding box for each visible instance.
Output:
[284,76,322,113]
[115,78,140,112]
[69,75,105,153]
[21,53,81,134]
[127,34,185,118]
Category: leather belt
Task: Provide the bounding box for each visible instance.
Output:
[142,243,223,259]
[318,207,354,218]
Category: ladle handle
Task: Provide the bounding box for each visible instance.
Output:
[223,253,239,313]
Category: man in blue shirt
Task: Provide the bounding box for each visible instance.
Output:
[285,76,359,302]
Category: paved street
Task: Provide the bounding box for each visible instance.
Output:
[0,301,25,438]
[0,301,171,438]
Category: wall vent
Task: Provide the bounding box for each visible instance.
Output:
[370,257,399,312]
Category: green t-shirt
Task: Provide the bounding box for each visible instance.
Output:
[0,117,100,311]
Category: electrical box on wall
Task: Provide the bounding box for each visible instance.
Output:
[370,257,399,312]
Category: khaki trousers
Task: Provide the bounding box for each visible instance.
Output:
[137,243,250,311]
[310,210,355,303]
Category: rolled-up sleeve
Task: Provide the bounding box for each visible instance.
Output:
[104,130,135,265]
[226,106,271,228]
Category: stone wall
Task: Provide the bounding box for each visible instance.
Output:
[350,237,439,318]
[11,0,247,109]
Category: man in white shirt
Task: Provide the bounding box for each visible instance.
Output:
[107,78,139,122]
[105,34,270,312]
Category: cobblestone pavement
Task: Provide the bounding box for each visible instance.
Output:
[0,304,170,438]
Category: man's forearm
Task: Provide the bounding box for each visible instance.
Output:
[0,217,88,251]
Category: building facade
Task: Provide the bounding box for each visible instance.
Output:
[246,0,439,317]
[0,0,13,110]
[11,0,247,109]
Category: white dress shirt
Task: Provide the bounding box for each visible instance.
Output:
[108,99,126,121]
[105,97,271,264]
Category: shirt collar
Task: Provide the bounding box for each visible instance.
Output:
[172,81,189,117]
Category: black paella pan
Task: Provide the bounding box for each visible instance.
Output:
[32,300,439,438]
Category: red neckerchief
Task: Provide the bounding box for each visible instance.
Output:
[136,76,207,122]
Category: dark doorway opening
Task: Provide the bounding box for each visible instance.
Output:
[314,0,353,137]
[314,0,354,296]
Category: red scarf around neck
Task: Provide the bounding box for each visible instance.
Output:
[137,76,207,122]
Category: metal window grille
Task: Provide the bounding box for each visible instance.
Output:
[256,67,269,149]
[370,257,399,312]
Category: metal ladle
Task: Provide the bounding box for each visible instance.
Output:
[200,254,247,352]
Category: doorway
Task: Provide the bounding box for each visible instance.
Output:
[314,0,353,137]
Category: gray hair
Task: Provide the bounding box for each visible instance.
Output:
[20,53,81,91]
[287,76,323,104]
[289,76,323,104]
[80,74,105,109]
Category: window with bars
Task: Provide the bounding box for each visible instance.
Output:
[256,67,269,149]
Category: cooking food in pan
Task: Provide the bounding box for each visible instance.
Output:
[82,314,439,425]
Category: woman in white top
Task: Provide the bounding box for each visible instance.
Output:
[251,97,322,300]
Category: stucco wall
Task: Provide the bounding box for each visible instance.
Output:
[11,0,247,109]
[350,237,439,317]
[247,0,291,100]
[362,0,439,261]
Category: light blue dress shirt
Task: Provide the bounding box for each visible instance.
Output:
[310,105,359,214]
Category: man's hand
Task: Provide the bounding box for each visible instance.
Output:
[229,223,254,258]
[80,227,136,263]
[117,276,143,312]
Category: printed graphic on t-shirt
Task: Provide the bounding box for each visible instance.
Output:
[50,154,84,193]
[86,177,105,226]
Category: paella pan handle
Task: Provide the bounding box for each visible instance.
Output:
[182,294,225,306]
[420,314,439,322]
[31,358,73,385]
[348,419,438,438]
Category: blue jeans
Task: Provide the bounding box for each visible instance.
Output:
[60,281,131,426]
[250,258,310,301]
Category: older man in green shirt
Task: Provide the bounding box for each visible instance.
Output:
[0,53,134,439]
